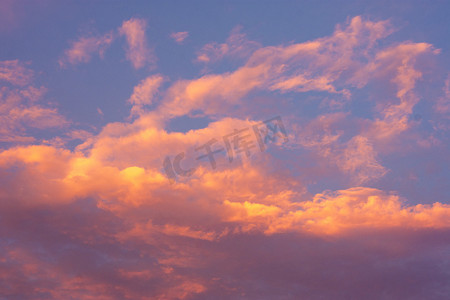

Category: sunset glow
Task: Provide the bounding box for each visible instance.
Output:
[1,1,450,299]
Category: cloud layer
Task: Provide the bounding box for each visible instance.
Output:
[1,15,450,299]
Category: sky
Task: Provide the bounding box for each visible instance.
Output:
[1,0,450,299]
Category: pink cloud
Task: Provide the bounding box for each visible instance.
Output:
[0,60,33,86]
[59,32,114,67]
[434,74,450,115]
[2,15,450,299]
[336,135,387,184]
[196,26,261,64]
[156,17,397,120]
[119,18,155,69]
[358,43,439,142]
[127,75,164,117]
[0,64,69,143]
[170,31,189,44]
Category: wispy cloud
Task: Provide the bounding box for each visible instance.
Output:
[119,18,155,69]
[170,31,189,44]
[59,32,114,67]
[196,26,260,64]
[127,75,164,116]
[0,61,69,143]
[0,60,33,86]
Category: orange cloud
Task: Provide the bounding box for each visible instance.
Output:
[223,187,450,236]
[1,108,450,299]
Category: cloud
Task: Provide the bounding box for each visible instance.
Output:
[170,31,189,44]
[157,17,396,120]
[127,75,164,117]
[2,15,450,299]
[434,74,450,115]
[258,187,450,235]
[59,32,114,67]
[196,26,261,64]
[0,60,33,86]
[353,42,440,142]
[1,125,450,298]
[119,18,155,69]
[157,64,269,119]
[336,135,387,184]
[0,62,69,144]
